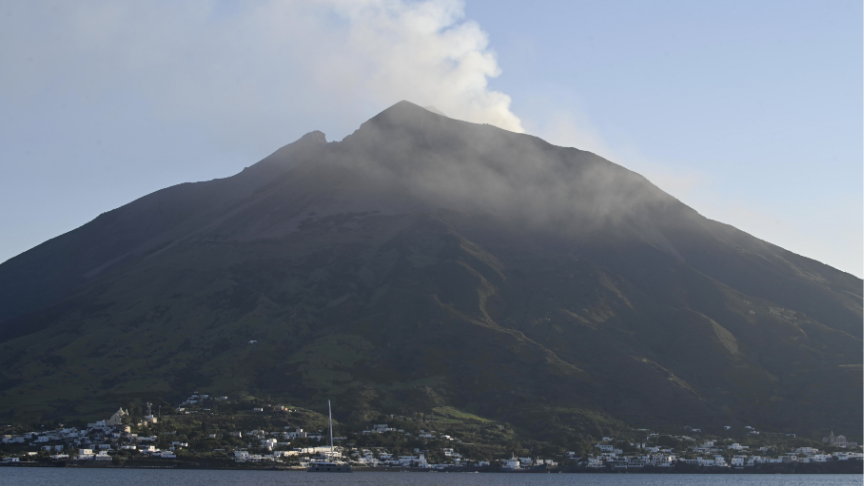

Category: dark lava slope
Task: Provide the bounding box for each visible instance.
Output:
[0,101,860,438]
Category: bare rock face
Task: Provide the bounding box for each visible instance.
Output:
[0,101,860,439]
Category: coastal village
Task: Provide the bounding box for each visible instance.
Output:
[1,394,861,472]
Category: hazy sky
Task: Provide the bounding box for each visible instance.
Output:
[1,0,861,277]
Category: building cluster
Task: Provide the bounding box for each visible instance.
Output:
[179,392,293,412]
[229,422,471,468]
[2,406,862,470]
[357,424,457,442]
[247,426,343,442]
[500,455,558,471]
[225,426,351,463]
[572,435,863,470]
[0,407,176,463]
[230,444,487,469]
[346,447,478,469]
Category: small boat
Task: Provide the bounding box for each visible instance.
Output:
[307,400,353,473]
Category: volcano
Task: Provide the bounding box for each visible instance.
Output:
[0,101,860,439]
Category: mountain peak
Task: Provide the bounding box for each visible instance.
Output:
[297,130,327,144]
[364,100,446,130]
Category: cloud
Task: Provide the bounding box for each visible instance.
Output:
[321,0,523,132]
[523,103,708,203]
[309,103,683,241]
[526,108,609,157]
[541,109,861,278]
[521,97,862,277]
[0,0,521,155]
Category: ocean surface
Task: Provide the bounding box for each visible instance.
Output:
[0,469,861,486]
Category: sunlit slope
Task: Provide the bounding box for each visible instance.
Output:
[0,101,859,437]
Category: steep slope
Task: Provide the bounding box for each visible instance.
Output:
[0,101,859,440]
[0,131,327,326]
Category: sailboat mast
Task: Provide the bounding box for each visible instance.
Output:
[328,400,334,459]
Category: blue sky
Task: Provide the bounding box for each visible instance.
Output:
[0,0,861,276]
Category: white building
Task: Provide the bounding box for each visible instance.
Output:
[94,451,113,461]
[586,456,604,468]
[501,455,521,470]
[106,408,128,426]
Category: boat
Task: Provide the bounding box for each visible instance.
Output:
[501,454,521,471]
[307,400,353,473]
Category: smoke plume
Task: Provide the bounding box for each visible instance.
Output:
[0,0,522,154]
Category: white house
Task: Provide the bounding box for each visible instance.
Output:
[106,408,128,426]
[94,451,112,461]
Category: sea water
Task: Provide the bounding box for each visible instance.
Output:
[0,469,860,486]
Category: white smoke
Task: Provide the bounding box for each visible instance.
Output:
[0,0,522,154]
[320,0,523,132]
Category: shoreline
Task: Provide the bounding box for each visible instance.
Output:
[2,461,862,475]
